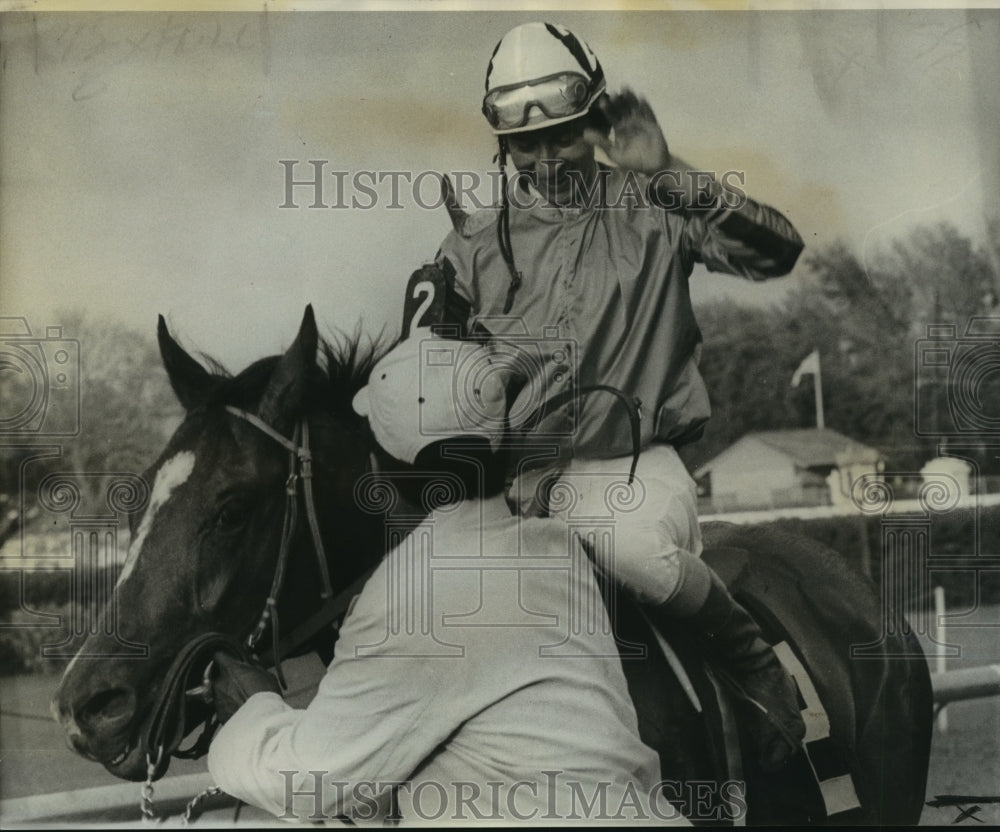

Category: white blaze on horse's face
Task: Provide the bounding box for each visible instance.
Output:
[117,451,197,590]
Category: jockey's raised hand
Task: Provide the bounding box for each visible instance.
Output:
[583,88,671,177]
[584,88,727,210]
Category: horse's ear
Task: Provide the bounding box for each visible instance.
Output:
[157,315,215,411]
[257,305,319,432]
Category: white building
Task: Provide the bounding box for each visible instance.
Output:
[693,428,884,513]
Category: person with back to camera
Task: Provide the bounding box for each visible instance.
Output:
[206,331,682,824]
[403,21,808,771]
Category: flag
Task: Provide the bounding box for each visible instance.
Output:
[791,349,820,387]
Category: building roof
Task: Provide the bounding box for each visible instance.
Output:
[694,428,882,478]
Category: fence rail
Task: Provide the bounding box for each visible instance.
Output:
[3,665,998,826]
[0,772,238,827]
[931,664,1000,706]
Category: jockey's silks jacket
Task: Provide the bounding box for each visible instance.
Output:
[208,496,676,824]
[434,166,803,458]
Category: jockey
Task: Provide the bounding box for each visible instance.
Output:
[206,331,678,824]
[404,22,806,770]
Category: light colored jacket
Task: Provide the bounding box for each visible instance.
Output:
[208,496,669,824]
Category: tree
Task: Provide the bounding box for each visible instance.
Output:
[792,224,999,469]
[1,310,181,523]
[781,241,920,465]
[681,299,804,471]
[686,223,999,474]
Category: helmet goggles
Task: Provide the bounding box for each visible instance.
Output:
[482,71,598,133]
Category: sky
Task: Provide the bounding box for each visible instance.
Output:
[1,3,998,371]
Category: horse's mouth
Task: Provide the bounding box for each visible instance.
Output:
[109,747,129,767]
[103,741,151,782]
[60,716,147,780]
[89,674,216,782]
[90,718,154,781]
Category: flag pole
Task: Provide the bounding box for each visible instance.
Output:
[815,353,825,429]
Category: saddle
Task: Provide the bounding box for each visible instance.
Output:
[607,545,863,826]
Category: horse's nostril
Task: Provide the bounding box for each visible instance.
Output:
[78,687,135,731]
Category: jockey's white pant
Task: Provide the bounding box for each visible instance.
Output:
[514,444,712,609]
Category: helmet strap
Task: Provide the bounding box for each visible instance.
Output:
[496,137,522,314]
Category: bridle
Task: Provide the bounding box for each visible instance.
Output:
[224,405,335,677]
[221,407,378,671]
[140,406,377,815]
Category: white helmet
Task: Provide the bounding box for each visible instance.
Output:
[482,22,606,135]
[351,329,508,465]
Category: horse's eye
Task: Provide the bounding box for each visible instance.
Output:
[215,500,249,530]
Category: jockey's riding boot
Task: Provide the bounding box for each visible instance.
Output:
[658,570,806,772]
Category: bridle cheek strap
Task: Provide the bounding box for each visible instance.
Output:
[223,406,334,688]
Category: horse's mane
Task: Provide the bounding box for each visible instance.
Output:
[199,329,396,420]
[319,331,397,417]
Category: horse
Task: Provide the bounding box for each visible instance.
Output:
[52,306,933,825]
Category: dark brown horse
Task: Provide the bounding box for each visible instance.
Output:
[52,307,932,824]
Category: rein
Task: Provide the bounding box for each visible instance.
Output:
[144,632,250,780]
[141,406,375,818]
